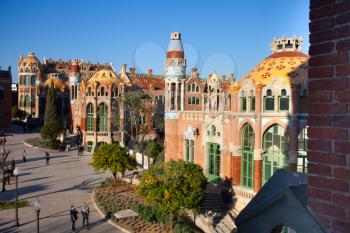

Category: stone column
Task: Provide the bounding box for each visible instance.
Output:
[254,83,264,192]
[289,84,300,171]
[175,82,179,110]
[181,80,184,111]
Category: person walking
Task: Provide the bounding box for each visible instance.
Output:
[81,202,90,229]
[45,152,50,165]
[70,206,78,232]
[22,150,27,162]
[4,167,10,185]
[10,159,15,176]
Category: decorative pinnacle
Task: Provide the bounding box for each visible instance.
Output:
[270,35,303,53]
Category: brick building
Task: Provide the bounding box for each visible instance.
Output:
[308,1,350,232]
[17,52,165,152]
[164,32,309,210]
[0,66,12,131]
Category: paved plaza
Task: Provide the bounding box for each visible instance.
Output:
[0,129,120,233]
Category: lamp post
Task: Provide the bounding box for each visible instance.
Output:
[33,200,41,233]
[13,167,20,227]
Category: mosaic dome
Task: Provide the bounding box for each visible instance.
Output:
[23,52,40,65]
[247,36,308,86]
[88,69,118,86]
[44,77,65,91]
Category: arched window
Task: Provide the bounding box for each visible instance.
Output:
[88,87,92,96]
[188,83,199,92]
[97,103,108,132]
[262,124,288,184]
[24,95,30,107]
[279,89,289,111]
[297,126,308,173]
[101,87,105,96]
[31,75,35,85]
[264,89,275,111]
[185,139,194,162]
[240,91,247,112]
[249,90,255,112]
[86,103,94,131]
[241,124,254,189]
[208,125,216,136]
[26,75,31,85]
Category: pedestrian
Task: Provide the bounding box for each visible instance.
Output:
[70,205,78,232]
[3,137,6,146]
[4,167,10,185]
[45,152,50,165]
[22,150,27,162]
[81,202,90,229]
[11,159,15,176]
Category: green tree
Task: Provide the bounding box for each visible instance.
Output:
[144,140,164,162]
[136,160,207,228]
[92,144,138,188]
[11,106,27,122]
[115,90,152,152]
[40,81,63,143]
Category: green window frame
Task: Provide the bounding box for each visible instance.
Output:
[86,103,94,131]
[97,104,108,132]
[24,95,30,107]
[278,89,289,111]
[264,89,275,112]
[25,75,31,85]
[31,75,35,85]
[87,141,93,152]
[185,139,194,162]
[262,124,288,184]
[241,124,254,189]
[297,127,308,173]
[207,143,221,181]
[249,96,255,112]
[240,97,247,112]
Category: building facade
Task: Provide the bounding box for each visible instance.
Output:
[0,66,12,130]
[18,52,165,152]
[164,33,309,210]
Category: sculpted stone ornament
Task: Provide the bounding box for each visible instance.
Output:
[254,113,260,119]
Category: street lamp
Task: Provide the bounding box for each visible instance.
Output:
[33,200,41,233]
[13,167,21,227]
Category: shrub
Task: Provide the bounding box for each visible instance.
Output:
[0,200,29,210]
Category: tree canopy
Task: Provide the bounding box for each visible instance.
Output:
[144,140,164,162]
[40,81,63,142]
[92,143,138,186]
[11,106,27,121]
[137,160,207,217]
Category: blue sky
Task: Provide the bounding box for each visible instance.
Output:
[0,0,309,82]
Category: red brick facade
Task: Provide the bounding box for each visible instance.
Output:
[308,1,350,232]
[0,67,12,131]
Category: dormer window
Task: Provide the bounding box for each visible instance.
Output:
[240,91,247,112]
[279,89,289,111]
[188,83,199,92]
[249,90,255,112]
[264,89,275,112]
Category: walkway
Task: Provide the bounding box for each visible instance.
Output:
[0,130,121,233]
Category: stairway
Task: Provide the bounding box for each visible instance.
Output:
[200,192,226,213]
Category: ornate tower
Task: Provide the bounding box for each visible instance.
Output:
[69,60,81,132]
[164,32,186,112]
[18,52,40,116]
[164,32,186,161]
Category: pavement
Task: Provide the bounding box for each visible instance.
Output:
[0,127,121,233]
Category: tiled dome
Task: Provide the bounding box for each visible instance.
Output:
[23,52,40,65]
[44,77,66,92]
[248,51,308,86]
[88,69,119,86]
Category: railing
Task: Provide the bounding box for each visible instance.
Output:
[97,132,108,137]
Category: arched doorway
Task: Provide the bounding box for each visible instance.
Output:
[262,124,288,184]
[97,103,108,132]
[241,124,254,189]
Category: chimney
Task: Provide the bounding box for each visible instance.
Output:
[121,64,127,74]
[130,67,136,75]
[148,69,153,76]
[191,68,198,78]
